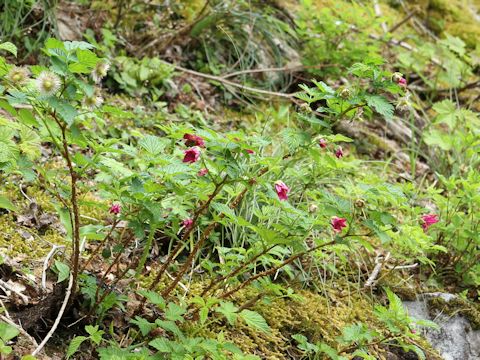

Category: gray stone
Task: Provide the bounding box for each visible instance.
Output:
[403,293,480,360]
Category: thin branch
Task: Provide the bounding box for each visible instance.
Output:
[388,10,416,33]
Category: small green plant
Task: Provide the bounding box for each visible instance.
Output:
[0,321,20,356]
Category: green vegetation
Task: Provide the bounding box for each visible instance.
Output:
[0,0,478,359]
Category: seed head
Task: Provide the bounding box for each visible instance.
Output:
[36,71,61,96]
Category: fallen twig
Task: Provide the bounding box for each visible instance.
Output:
[32,274,73,357]
[364,252,390,288]
[0,279,29,304]
[42,245,65,290]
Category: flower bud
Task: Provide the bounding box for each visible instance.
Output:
[308,204,318,213]
[354,199,365,208]
[392,72,404,83]
[339,88,351,99]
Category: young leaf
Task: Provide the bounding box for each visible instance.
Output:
[66,336,87,359]
[0,322,20,342]
[55,260,70,283]
[0,42,17,57]
[239,310,270,333]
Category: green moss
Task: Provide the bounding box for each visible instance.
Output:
[428,296,480,330]
[421,0,480,47]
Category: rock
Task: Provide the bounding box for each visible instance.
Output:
[403,293,480,360]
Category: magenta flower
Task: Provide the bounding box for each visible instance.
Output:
[198,168,209,176]
[274,181,290,201]
[183,147,201,163]
[397,77,407,87]
[331,216,347,233]
[182,218,193,228]
[246,149,255,154]
[335,146,344,158]
[109,203,121,215]
[184,133,205,148]
[319,138,327,149]
[421,214,439,232]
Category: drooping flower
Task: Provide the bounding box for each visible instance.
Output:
[83,88,104,108]
[246,149,255,154]
[109,203,121,215]
[331,216,347,233]
[198,168,209,176]
[318,138,327,148]
[182,218,193,228]
[274,180,290,201]
[183,133,205,148]
[92,61,110,83]
[335,146,344,158]
[397,77,407,87]
[6,66,30,86]
[35,71,61,96]
[183,147,201,163]
[421,214,439,232]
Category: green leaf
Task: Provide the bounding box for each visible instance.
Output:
[149,338,172,353]
[239,310,270,333]
[137,290,165,309]
[365,95,394,119]
[69,49,99,74]
[423,129,453,151]
[165,302,186,322]
[85,325,104,345]
[139,135,166,155]
[0,322,19,342]
[0,42,17,57]
[131,316,155,336]
[100,157,134,177]
[18,109,39,127]
[66,336,87,359]
[55,260,70,283]
[47,98,78,126]
[216,302,239,325]
[55,205,72,240]
[0,196,16,211]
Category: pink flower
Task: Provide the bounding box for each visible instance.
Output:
[421,214,439,232]
[318,139,327,149]
[274,181,290,201]
[335,146,343,158]
[183,147,200,163]
[397,78,407,87]
[182,218,193,228]
[331,216,347,233]
[109,203,121,215]
[198,168,209,176]
[246,149,255,154]
[183,133,205,148]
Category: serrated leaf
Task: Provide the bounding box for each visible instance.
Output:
[137,290,165,309]
[66,336,87,359]
[139,135,166,155]
[165,302,186,322]
[100,157,133,177]
[149,338,171,353]
[131,316,156,336]
[0,42,17,57]
[365,95,394,119]
[47,98,78,126]
[239,310,270,333]
[216,302,239,325]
